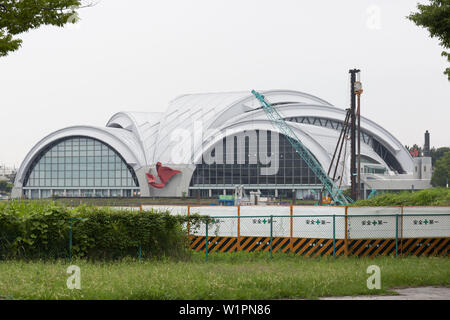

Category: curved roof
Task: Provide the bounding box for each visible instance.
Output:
[232,103,412,172]
[14,125,145,188]
[105,90,411,174]
[15,90,414,188]
[107,111,163,164]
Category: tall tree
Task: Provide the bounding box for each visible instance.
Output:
[0,0,91,57]
[430,146,450,165]
[408,0,450,80]
[431,150,450,187]
[0,180,12,193]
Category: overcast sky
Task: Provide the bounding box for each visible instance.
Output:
[1,0,449,168]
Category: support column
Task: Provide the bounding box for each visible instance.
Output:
[290,205,293,253]
[187,205,190,237]
[400,206,404,256]
[349,68,360,201]
[237,205,241,251]
[344,206,349,257]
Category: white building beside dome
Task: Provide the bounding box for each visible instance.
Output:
[12,90,432,199]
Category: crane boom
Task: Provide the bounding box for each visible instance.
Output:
[251,90,349,205]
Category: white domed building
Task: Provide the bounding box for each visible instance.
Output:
[12,90,432,199]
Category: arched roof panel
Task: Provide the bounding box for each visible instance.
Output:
[107,111,163,164]
[14,126,145,188]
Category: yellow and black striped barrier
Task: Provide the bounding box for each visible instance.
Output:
[189,236,449,257]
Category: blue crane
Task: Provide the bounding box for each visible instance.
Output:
[251,90,350,205]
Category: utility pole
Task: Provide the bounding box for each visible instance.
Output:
[355,75,363,200]
[349,69,360,201]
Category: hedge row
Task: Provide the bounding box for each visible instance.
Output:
[352,187,450,206]
[0,201,205,260]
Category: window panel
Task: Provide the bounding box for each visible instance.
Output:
[24,137,138,191]
[190,132,322,189]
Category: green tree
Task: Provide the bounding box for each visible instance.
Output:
[6,171,16,183]
[431,150,450,187]
[0,180,13,193]
[0,0,92,57]
[408,0,450,80]
[430,146,450,165]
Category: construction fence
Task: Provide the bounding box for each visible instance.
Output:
[1,205,448,260]
[140,205,450,259]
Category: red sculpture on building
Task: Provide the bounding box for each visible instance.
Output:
[146,162,181,189]
[409,147,419,157]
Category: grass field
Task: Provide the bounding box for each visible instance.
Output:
[0,253,449,300]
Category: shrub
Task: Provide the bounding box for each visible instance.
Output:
[0,201,202,261]
[352,188,450,206]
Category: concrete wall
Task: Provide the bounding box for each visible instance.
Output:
[413,156,432,180]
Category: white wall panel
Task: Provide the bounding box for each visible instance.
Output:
[133,205,449,239]
[402,206,450,238]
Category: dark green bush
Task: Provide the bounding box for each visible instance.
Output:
[0,201,71,259]
[0,201,204,261]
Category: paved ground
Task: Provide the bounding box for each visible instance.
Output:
[320,286,450,300]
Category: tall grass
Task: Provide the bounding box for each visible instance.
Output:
[0,253,448,300]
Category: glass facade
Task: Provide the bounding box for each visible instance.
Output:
[23,137,140,198]
[189,131,321,195]
[285,116,405,173]
[286,116,374,145]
